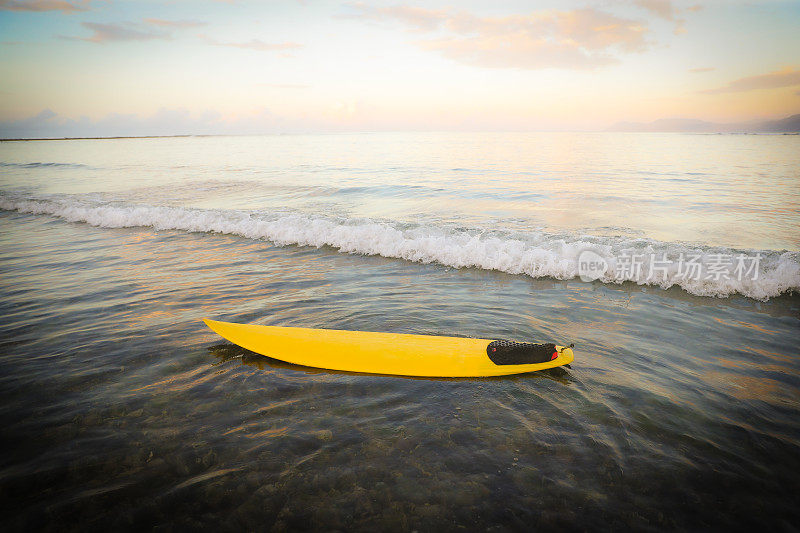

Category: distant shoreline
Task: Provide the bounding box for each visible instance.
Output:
[0,134,207,142]
[1,131,798,142]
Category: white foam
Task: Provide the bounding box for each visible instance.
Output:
[2,193,798,300]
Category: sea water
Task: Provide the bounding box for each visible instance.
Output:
[1,132,799,529]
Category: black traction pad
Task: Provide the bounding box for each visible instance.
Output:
[486,340,557,365]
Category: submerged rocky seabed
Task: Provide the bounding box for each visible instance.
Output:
[1,213,798,530]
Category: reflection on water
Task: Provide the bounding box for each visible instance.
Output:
[1,133,799,250]
[1,212,798,530]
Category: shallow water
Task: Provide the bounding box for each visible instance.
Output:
[1,133,799,530]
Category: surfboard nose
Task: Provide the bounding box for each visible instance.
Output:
[203,318,228,336]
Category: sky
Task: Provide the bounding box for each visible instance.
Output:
[0,0,799,136]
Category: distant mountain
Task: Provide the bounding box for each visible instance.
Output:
[757,113,800,132]
[608,113,800,133]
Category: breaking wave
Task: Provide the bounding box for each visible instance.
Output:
[1,192,798,300]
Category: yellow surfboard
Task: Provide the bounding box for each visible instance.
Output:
[204,319,574,378]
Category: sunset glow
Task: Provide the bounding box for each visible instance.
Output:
[1,0,799,136]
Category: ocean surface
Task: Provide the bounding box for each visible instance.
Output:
[1,132,799,530]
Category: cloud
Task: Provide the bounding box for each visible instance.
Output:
[343,3,446,32]
[688,67,714,73]
[701,67,800,94]
[0,0,88,13]
[258,83,310,89]
[201,35,303,51]
[0,108,61,138]
[0,108,345,138]
[634,0,677,20]
[419,35,619,71]
[633,0,690,34]
[0,108,224,138]
[346,5,649,70]
[61,19,204,43]
[63,21,171,43]
[144,18,206,29]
